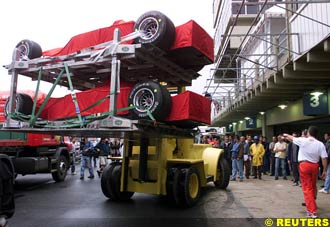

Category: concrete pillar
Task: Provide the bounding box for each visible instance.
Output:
[261,113,274,139]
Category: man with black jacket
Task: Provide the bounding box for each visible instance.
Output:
[219,135,233,173]
[287,132,300,186]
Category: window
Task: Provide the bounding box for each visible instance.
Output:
[247,5,258,14]
[232,2,246,14]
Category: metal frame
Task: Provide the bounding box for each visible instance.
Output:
[1,29,200,138]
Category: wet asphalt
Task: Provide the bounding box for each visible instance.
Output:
[8,164,330,227]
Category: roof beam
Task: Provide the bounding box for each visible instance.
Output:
[293,62,330,71]
[307,52,330,63]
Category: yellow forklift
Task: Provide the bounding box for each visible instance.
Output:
[102,128,230,207]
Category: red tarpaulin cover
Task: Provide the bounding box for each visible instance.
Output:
[42,20,213,64]
[166,91,211,125]
[39,81,134,120]
[43,21,135,57]
[170,20,213,62]
[39,88,210,125]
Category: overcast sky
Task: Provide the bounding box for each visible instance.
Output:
[0,0,214,97]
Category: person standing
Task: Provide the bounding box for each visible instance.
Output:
[269,136,277,176]
[80,138,95,180]
[220,135,233,173]
[321,133,330,180]
[95,138,110,177]
[110,138,122,157]
[230,135,244,181]
[243,135,253,179]
[262,136,270,174]
[249,136,265,179]
[319,142,330,194]
[284,126,328,218]
[70,138,77,175]
[287,132,300,186]
[274,135,288,180]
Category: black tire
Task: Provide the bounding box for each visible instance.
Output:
[111,165,134,201]
[128,81,172,121]
[101,162,119,199]
[0,154,15,219]
[134,11,175,51]
[178,167,201,208]
[214,156,230,189]
[166,167,179,201]
[15,39,42,60]
[51,155,69,182]
[4,93,33,118]
[172,167,183,207]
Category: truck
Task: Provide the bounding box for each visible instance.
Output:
[1,11,230,207]
[0,92,71,182]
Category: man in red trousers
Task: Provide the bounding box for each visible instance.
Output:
[284,126,328,218]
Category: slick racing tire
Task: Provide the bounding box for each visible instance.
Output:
[133,11,176,51]
[4,93,34,118]
[128,81,171,121]
[15,39,42,60]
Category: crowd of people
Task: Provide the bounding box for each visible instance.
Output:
[200,126,330,218]
[69,137,123,180]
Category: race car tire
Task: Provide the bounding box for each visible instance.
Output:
[128,81,172,121]
[133,11,175,51]
[4,93,33,118]
[15,39,42,60]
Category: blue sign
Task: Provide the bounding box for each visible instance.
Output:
[303,93,328,116]
[246,117,256,128]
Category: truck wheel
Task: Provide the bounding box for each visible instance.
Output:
[0,154,15,219]
[4,93,33,118]
[52,155,69,182]
[111,165,134,201]
[134,11,175,51]
[101,163,119,199]
[15,39,42,60]
[178,167,201,208]
[128,81,171,121]
[214,156,230,189]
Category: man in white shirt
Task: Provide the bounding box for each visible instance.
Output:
[274,135,288,180]
[284,126,328,218]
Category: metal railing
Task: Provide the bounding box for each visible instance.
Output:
[210,28,300,118]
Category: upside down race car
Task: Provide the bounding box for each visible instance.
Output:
[6,11,213,127]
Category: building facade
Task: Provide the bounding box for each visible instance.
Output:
[209,0,330,138]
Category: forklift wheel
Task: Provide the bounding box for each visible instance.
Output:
[214,157,230,189]
[101,163,119,199]
[178,167,201,208]
[166,167,179,201]
[111,165,134,201]
[172,167,183,207]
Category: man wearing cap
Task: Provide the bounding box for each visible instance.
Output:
[284,126,328,218]
[249,136,265,179]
